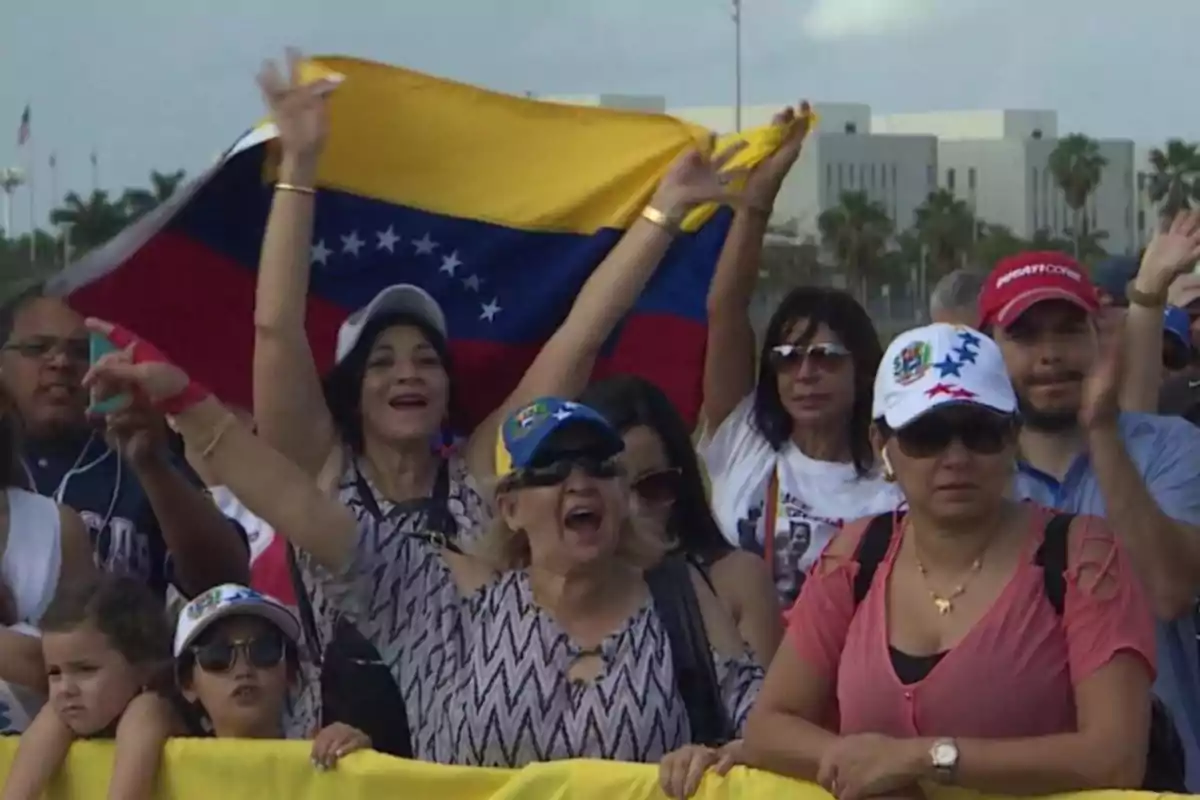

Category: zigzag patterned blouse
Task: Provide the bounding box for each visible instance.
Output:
[296,454,763,766]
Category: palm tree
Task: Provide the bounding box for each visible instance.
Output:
[49,190,129,253]
[817,190,894,303]
[1047,134,1108,258]
[120,168,186,220]
[913,188,976,278]
[972,224,1027,269]
[1146,139,1200,220]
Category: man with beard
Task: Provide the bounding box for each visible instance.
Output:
[0,293,248,599]
[978,251,1200,791]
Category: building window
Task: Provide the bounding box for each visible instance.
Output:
[1032,128,1043,139]
[845,122,857,134]
[947,168,956,191]
[1138,209,1146,231]
[1137,171,1146,194]
[837,163,844,193]
[826,163,833,194]
[926,164,935,189]
[870,164,877,189]
[849,164,856,187]
[881,165,888,190]
[1031,167,1039,228]
[967,167,976,191]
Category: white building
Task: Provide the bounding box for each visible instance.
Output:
[874,110,1137,255]
[671,103,937,239]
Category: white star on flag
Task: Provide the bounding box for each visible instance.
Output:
[480,298,502,322]
[341,231,364,257]
[310,240,331,266]
[462,274,482,292]
[552,408,573,421]
[413,232,438,255]
[440,251,463,276]
[376,226,399,253]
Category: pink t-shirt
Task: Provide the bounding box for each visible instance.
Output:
[787,506,1156,738]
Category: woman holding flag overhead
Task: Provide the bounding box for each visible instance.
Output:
[249,50,753,758]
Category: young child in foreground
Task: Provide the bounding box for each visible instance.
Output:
[0,579,370,800]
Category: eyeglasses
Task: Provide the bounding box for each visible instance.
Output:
[631,468,682,505]
[508,452,622,489]
[3,336,89,362]
[768,342,851,371]
[191,631,287,673]
[892,412,1016,459]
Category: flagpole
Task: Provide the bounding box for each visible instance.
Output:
[26,133,36,265]
[49,153,58,210]
[732,0,743,132]
[90,149,99,193]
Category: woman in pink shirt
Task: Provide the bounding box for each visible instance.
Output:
[744,322,1158,798]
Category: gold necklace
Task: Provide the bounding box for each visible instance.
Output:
[915,554,983,615]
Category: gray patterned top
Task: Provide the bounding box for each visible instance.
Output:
[294,452,763,765]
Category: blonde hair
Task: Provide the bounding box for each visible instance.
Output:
[471,478,670,572]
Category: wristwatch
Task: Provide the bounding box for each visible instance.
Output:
[929,738,959,781]
[1126,281,1167,308]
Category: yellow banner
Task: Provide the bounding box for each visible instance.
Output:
[0,738,1182,800]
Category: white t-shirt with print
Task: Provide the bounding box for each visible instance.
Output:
[700,395,902,607]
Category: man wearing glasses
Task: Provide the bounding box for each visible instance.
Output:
[0,293,248,600]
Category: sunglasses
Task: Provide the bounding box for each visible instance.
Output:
[191,631,287,673]
[3,336,90,362]
[892,412,1016,459]
[509,452,622,489]
[769,342,851,371]
[631,468,682,505]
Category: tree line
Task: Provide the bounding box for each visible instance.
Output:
[763,135,1200,303]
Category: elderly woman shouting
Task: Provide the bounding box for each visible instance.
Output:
[744,323,1164,796]
[82,320,760,797]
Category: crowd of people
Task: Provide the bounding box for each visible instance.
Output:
[3,51,1200,800]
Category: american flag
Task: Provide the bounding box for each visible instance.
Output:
[16,105,29,147]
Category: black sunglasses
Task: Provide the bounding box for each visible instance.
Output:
[631,468,682,505]
[192,630,287,673]
[509,452,622,489]
[892,411,1016,459]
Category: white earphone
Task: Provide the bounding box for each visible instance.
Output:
[881,447,895,478]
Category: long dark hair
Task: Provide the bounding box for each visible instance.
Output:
[753,287,881,477]
[321,311,454,453]
[579,375,732,563]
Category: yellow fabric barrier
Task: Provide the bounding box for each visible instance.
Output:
[0,738,1184,800]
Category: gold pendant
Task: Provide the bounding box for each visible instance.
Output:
[934,597,952,615]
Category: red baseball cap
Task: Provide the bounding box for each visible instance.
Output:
[977,251,1100,329]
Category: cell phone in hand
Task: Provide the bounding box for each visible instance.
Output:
[88,331,131,415]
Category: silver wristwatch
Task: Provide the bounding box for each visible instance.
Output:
[929,738,959,781]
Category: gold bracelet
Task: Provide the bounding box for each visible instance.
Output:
[641,205,680,233]
[276,182,316,196]
[199,412,238,460]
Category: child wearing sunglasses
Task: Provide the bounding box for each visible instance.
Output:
[173,583,369,767]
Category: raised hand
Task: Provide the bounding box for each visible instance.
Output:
[650,139,750,221]
[744,100,815,208]
[81,319,208,416]
[1078,309,1124,432]
[257,48,341,164]
[1135,210,1200,298]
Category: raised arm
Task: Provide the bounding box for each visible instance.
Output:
[1119,211,1200,412]
[701,103,812,432]
[83,320,358,574]
[463,142,748,480]
[252,50,343,475]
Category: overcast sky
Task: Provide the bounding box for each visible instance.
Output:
[2,0,1198,230]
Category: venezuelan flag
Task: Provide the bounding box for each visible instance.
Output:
[51,56,780,429]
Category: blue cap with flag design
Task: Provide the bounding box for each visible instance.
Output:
[494,397,623,477]
[1164,305,1193,351]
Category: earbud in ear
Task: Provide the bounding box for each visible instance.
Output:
[881,447,895,482]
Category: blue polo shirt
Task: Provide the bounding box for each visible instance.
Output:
[1015,412,1200,790]
[22,430,209,599]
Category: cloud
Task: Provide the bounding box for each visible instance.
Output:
[800,0,992,40]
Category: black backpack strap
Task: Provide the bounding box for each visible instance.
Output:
[1034,513,1075,616]
[285,543,324,666]
[853,513,897,606]
[354,458,461,552]
[647,554,732,746]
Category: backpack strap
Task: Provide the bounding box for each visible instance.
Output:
[647,554,732,746]
[1034,513,1075,616]
[853,513,898,606]
[285,543,324,666]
